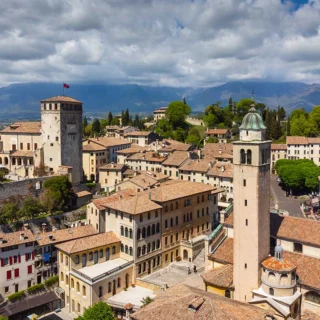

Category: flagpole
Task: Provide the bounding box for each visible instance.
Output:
[62,83,64,96]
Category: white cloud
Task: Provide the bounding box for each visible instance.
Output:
[0,0,320,87]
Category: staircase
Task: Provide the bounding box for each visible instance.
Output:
[192,248,205,272]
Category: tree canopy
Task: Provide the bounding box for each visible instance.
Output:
[166,101,191,129]
[76,302,115,320]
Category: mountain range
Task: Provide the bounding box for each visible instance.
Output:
[0,81,320,119]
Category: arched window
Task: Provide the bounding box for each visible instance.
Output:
[117,277,121,288]
[197,210,200,218]
[82,285,86,296]
[156,239,160,249]
[121,244,124,252]
[247,149,252,164]
[225,290,231,298]
[125,227,128,237]
[176,201,179,209]
[305,291,320,304]
[165,220,168,229]
[121,226,124,236]
[125,273,129,288]
[147,225,151,237]
[137,247,141,257]
[106,248,110,261]
[268,272,276,284]
[129,228,133,239]
[170,218,173,227]
[76,282,80,292]
[129,247,133,256]
[170,203,173,211]
[142,245,146,255]
[112,246,116,254]
[60,272,64,282]
[82,254,87,267]
[108,282,111,293]
[280,274,289,286]
[142,227,146,238]
[75,255,79,264]
[202,208,204,216]
[176,216,179,225]
[94,251,98,264]
[89,252,93,261]
[66,275,69,284]
[147,243,151,253]
[152,241,155,251]
[240,149,246,164]
[125,245,128,254]
[71,278,74,288]
[206,207,209,215]
[269,288,274,296]
[100,249,103,258]
[98,286,103,298]
[151,224,155,235]
[156,222,160,233]
[137,228,141,239]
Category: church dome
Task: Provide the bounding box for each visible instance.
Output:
[239,104,266,130]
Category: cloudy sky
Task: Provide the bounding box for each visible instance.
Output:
[1,0,320,87]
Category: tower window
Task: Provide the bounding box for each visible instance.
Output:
[240,149,246,164]
[56,137,59,141]
[247,150,252,164]
[244,263,247,269]
[246,130,248,135]
[243,179,246,186]
[244,200,247,206]
[269,288,274,296]
[245,219,248,226]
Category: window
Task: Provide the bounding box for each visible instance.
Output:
[305,291,320,305]
[247,150,252,164]
[75,255,79,264]
[165,237,168,245]
[165,254,168,262]
[170,235,173,243]
[108,282,111,293]
[76,282,80,292]
[106,248,110,260]
[112,246,116,254]
[71,279,74,289]
[60,253,63,263]
[148,212,151,219]
[240,149,246,164]
[244,200,247,206]
[129,228,133,239]
[170,218,173,227]
[244,263,247,269]
[225,290,231,298]
[100,249,103,258]
[14,268,19,278]
[176,233,179,241]
[118,277,121,288]
[28,265,32,274]
[5,287,9,293]
[129,247,133,256]
[245,219,248,226]
[294,242,302,253]
[82,285,86,296]
[89,252,93,260]
[165,219,168,229]
[7,270,12,280]
[121,226,124,236]
[243,179,246,186]
[269,288,274,296]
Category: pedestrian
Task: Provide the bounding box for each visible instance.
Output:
[193,265,197,273]
[188,267,191,275]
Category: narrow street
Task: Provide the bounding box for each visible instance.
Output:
[270,175,304,218]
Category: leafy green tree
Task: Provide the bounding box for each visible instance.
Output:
[154,119,172,139]
[235,98,253,119]
[310,105,320,131]
[186,127,201,145]
[286,118,290,136]
[92,119,101,135]
[203,114,217,128]
[111,118,120,125]
[100,119,108,128]
[206,137,219,143]
[166,101,191,129]
[19,197,43,219]
[0,315,8,320]
[76,302,115,320]
[42,176,72,212]
[173,127,187,142]
[83,116,88,128]
[0,202,20,223]
[108,112,113,125]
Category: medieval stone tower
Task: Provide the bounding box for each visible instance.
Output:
[40,96,83,184]
[233,105,271,302]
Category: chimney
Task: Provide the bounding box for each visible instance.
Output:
[188,152,191,159]
[221,166,225,172]
[20,233,25,241]
[197,149,202,159]
[24,223,29,230]
[149,192,152,200]
[42,223,46,234]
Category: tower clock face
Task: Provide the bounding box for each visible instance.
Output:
[67,124,77,133]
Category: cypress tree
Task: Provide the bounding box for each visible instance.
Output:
[228,97,233,112]
[108,112,113,125]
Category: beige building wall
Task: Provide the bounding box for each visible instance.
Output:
[162,165,179,179]
[125,159,163,172]
[233,141,271,303]
[82,150,108,181]
[99,169,123,192]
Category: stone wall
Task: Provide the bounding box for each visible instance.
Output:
[0,177,51,203]
[186,117,205,126]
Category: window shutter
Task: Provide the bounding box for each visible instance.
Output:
[28,265,32,274]
[18,255,21,263]
[1,259,4,267]
[9,257,12,265]
[7,270,11,280]
[14,268,19,278]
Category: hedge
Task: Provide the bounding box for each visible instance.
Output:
[7,291,25,302]
[27,283,44,294]
[44,275,59,287]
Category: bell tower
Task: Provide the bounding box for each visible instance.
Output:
[233,105,271,302]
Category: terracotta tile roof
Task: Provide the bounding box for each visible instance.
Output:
[127,151,166,163]
[159,139,192,151]
[283,251,320,289]
[104,193,162,215]
[209,237,234,264]
[153,107,167,113]
[149,180,216,202]
[41,96,82,103]
[0,230,35,248]
[139,171,169,181]
[35,225,97,246]
[10,150,34,157]
[82,143,106,152]
[202,143,233,160]
[270,214,320,247]
[179,159,212,173]
[271,144,287,150]
[207,161,233,178]
[124,131,151,137]
[261,256,296,272]
[0,122,41,134]
[162,151,189,167]
[123,174,160,189]
[224,213,233,227]
[123,169,136,176]
[88,137,131,148]
[301,310,320,320]
[92,189,137,210]
[99,163,127,171]
[307,137,320,144]
[117,146,147,155]
[206,128,229,135]
[286,136,309,145]
[131,283,271,320]
[201,264,233,288]
[55,231,120,254]
[74,191,92,198]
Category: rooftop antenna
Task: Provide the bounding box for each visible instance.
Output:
[251,89,255,101]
